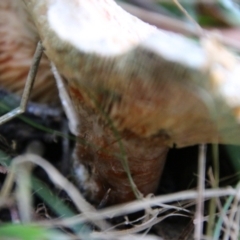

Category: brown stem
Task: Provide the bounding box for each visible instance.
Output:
[72,99,169,205]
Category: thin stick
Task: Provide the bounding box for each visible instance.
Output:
[39,188,239,228]
[194,144,207,239]
[206,145,219,237]
[11,153,110,231]
[51,63,79,134]
[0,42,43,125]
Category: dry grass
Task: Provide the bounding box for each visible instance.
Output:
[0,146,240,239]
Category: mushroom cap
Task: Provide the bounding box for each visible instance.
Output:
[19,0,240,204]
[0,0,59,105]
[22,0,240,148]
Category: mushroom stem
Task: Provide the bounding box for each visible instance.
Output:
[71,95,169,204]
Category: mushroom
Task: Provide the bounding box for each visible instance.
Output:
[20,0,240,205]
[0,0,58,105]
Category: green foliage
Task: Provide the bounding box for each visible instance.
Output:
[0,224,72,240]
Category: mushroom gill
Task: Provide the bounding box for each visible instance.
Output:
[0,0,59,105]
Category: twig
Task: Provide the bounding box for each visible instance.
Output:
[38,187,239,227]
[10,153,110,231]
[194,144,207,240]
[51,63,79,134]
[0,42,43,125]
